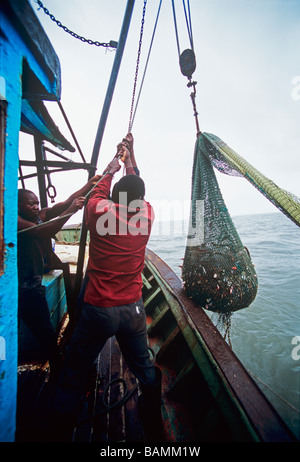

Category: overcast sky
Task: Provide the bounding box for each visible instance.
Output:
[21,0,300,223]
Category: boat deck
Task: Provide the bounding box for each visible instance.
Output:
[16,335,201,443]
[15,255,203,443]
[16,337,186,443]
[15,249,297,443]
[16,337,145,442]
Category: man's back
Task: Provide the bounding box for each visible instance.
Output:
[84,179,154,307]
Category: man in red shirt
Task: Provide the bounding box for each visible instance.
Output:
[52,134,164,441]
[84,136,153,308]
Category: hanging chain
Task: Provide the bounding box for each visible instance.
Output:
[128,0,147,133]
[130,0,162,131]
[35,1,117,49]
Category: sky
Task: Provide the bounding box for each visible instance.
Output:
[20,0,300,225]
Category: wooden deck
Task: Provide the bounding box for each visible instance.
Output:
[15,250,297,443]
[72,336,144,443]
[16,334,197,443]
[16,337,146,443]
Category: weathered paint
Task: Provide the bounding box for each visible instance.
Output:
[0,10,22,441]
[18,270,67,354]
[0,0,62,441]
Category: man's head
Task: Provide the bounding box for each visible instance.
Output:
[18,189,40,221]
[111,175,145,207]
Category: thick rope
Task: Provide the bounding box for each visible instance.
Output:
[77,379,139,425]
[77,347,156,425]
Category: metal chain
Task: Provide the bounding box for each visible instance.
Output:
[130,0,162,132]
[128,0,147,133]
[36,0,117,49]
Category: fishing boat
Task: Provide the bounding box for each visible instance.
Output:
[15,245,296,443]
[1,0,299,444]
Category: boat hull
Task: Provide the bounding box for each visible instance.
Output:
[16,247,297,442]
[142,248,296,442]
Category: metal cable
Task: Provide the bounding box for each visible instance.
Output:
[171,0,181,58]
[182,0,194,50]
[128,0,147,133]
[130,0,163,131]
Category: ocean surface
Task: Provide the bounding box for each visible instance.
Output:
[148,212,300,439]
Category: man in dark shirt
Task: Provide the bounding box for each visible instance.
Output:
[18,175,101,372]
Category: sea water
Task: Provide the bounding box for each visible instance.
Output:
[148,212,300,439]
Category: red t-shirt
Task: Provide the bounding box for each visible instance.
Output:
[84,169,154,307]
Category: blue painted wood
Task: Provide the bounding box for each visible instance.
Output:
[0,0,63,442]
[21,99,75,151]
[43,270,68,329]
[18,270,67,354]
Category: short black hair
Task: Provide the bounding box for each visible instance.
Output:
[18,189,36,204]
[111,175,145,206]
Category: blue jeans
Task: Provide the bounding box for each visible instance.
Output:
[54,297,156,415]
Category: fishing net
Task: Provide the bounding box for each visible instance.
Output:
[202,133,300,227]
[182,133,258,313]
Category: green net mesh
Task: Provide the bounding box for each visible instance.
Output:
[182,134,258,313]
[202,133,300,227]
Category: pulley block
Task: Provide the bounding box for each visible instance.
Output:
[179,49,196,78]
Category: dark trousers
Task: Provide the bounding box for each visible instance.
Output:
[18,285,58,364]
[53,297,156,416]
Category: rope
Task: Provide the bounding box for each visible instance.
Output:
[77,347,156,425]
[248,370,300,415]
[220,316,299,414]
[17,170,110,235]
[77,379,139,425]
